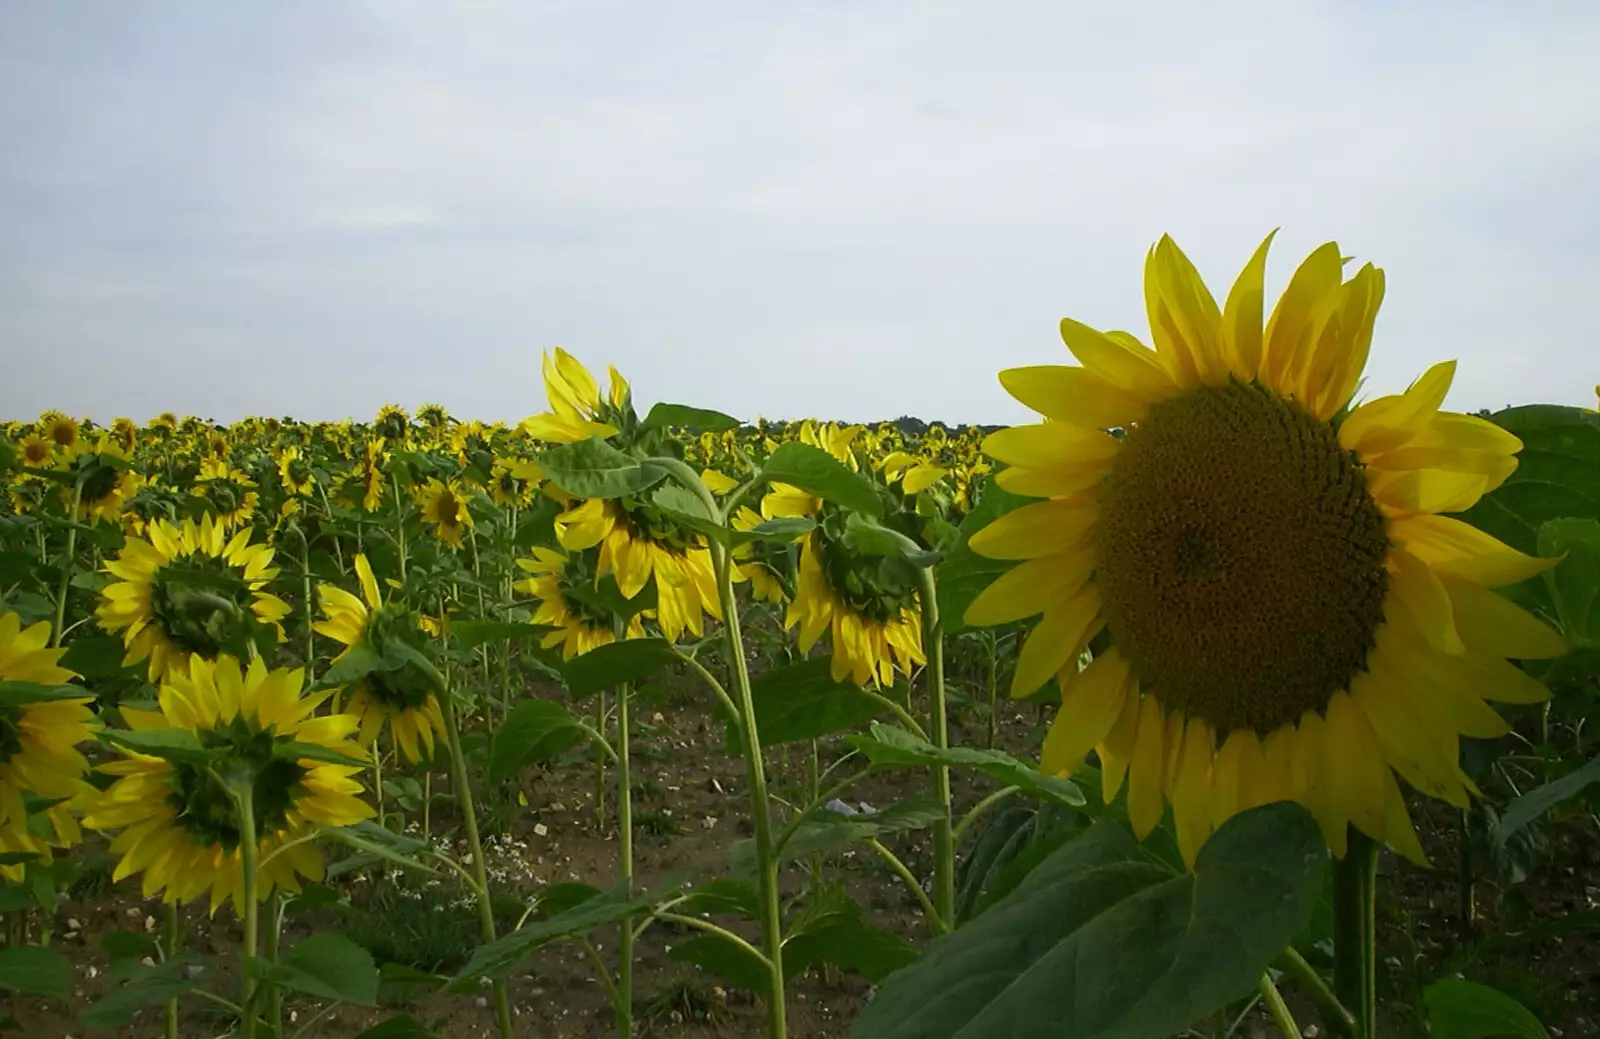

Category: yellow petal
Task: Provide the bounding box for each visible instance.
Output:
[998,366,1149,429]
[1009,591,1102,700]
[1338,360,1457,456]
[968,497,1099,561]
[1386,546,1463,654]
[1220,231,1275,381]
[1126,695,1167,839]
[964,551,1094,627]
[1040,649,1131,776]
[1442,578,1567,660]
[1391,515,1558,588]
[1058,318,1176,403]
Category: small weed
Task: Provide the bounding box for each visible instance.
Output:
[345,882,516,976]
[639,976,730,1034]
[636,808,688,838]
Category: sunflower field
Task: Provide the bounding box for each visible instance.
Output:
[1,235,1598,1039]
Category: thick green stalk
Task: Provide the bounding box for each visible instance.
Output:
[1332,830,1379,1039]
[299,535,317,685]
[266,895,285,1038]
[1259,973,1300,1039]
[438,679,515,1039]
[163,901,181,1039]
[616,679,635,1039]
[912,564,956,931]
[595,689,608,829]
[391,475,408,582]
[237,783,260,1039]
[50,480,85,648]
[1276,947,1356,1038]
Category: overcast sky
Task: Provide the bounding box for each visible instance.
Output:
[3,2,1597,428]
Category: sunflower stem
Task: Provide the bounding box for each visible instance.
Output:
[266,893,285,1038]
[1258,973,1300,1039]
[911,562,956,935]
[436,665,515,1039]
[649,456,788,1039]
[236,779,260,1039]
[1276,946,1357,1038]
[615,677,635,1038]
[1331,829,1379,1039]
[163,901,181,1039]
[391,474,408,583]
[50,477,85,649]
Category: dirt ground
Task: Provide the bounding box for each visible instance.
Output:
[6,686,1598,1038]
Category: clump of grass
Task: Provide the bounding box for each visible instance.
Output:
[639,976,730,1034]
[345,882,511,976]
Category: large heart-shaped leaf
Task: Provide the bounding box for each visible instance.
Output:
[539,437,667,500]
[560,638,678,700]
[641,403,742,433]
[489,698,591,782]
[760,443,883,518]
[245,932,380,1006]
[1538,518,1600,647]
[1423,979,1548,1039]
[0,945,70,1000]
[853,803,1326,1039]
[727,657,888,747]
[78,953,204,1028]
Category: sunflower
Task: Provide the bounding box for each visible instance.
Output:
[968,233,1564,867]
[59,436,138,524]
[879,450,948,495]
[18,434,53,468]
[276,445,316,497]
[150,412,178,434]
[555,497,721,642]
[0,612,97,882]
[374,404,411,443]
[38,411,79,449]
[110,417,138,453]
[731,506,790,605]
[414,477,475,549]
[204,430,230,461]
[520,348,632,444]
[515,546,647,659]
[489,456,543,509]
[417,403,451,430]
[83,655,372,913]
[313,554,447,763]
[195,458,259,530]
[97,515,291,682]
[761,489,923,685]
[355,439,387,513]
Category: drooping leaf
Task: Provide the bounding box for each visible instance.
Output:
[449,620,556,653]
[0,681,89,707]
[560,638,678,700]
[674,877,762,919]
[324,821,443,879]
[1423,979,1549,1039]
[852,803,1326,1039]
[843,512,941,567]
[488,698,591,782]
[101,930,160,962]
[320,642,408,687]
[731,796,946,875]
[78,953,203,1028]
[538,437,666,500]
[729,657,887,747]
[761,442,883,518]
[59,633,139,679]
[274,739,369,768]
[641,403,742,433]
[0,945,70,1000]
[1537,518,1600,647]
[451,875,686,985]
[1496,752,1600,844]
[728,516,816,546]
[847,723,1084,806]
[244,933,380,1006]
[668,934,771,993]
[99,727,216,766]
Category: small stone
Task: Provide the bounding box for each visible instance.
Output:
[703,816,718,830]
[184,964,204,979]
[144,914,157,933]
[549,802,566,813]
[1302,1026,1320,1038]
[651,712,665,724]
[125,907,142,920]
[66,918,82,930]
[707,777,725,795]
[139,956,156,967]
[85,966,98,979]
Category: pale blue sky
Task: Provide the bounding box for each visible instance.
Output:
[3,1,1597,426]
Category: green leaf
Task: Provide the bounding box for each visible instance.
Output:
[321,642,408,687]
[1423,979,1549,1039]
[844,512,941,567]
[642,403,742,432]
[352,1016,444,1039]
[761,442,883,518]
[101,930,160,961]
[489,698,591,783]
[675,877,762,919]
[852,803,1327,1039]
[79,954,204,1029]
[1537,518,1600,647]
[539,437,666,500]
[274,739,369,768]
[0,681,88,707]
[668,933,771,992]
[451,875,686,985]
[245,932,380,1006]
[60,633,138,679]
[533,882,603,917]
[730,657,888,747]
[449,620,555,653]
[936,476,1030,635]
[324,821,442,879]
[560,638,678,699]
[284,882,352,915]
[728,516,815,546]
[732,796,946,875]
[786,922,917,983]
[100,726,216,766]
[847,723,1084,806]
[1496,752,1600,844]
[0,945,71,1000]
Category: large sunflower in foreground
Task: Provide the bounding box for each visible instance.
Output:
[968,233,1564,866]
[313,554,447,763]
[555,497,722,642]
[0,612,97,881]
[515,545,646,659]
[520,348,631,444]
[84,655,372,913]
[97,516,291,682]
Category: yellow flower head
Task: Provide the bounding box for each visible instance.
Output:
[515,546,646,659]
[0,613,98,881]
[195,458,259,531]
[97,515,292,682]
[38,411,78,449]
[969,232,1564,867]
[520,349,631,444]
[414,477,475,549]
[313,554,447,763]
[84,655,373,914]
[18,434,54,468]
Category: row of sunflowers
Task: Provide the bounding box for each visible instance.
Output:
[2,232,1597,1039]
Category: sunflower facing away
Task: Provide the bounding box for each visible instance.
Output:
[313,554,447,763]
[515,545,647,659]
[520,348,632,444]
[967,233,1564,866]
[555,496,722,642]
[194,458,260,531]
[97,515,292,682]
[277,445,316,497]
[0,612,97,881]
[84,655,372,913]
